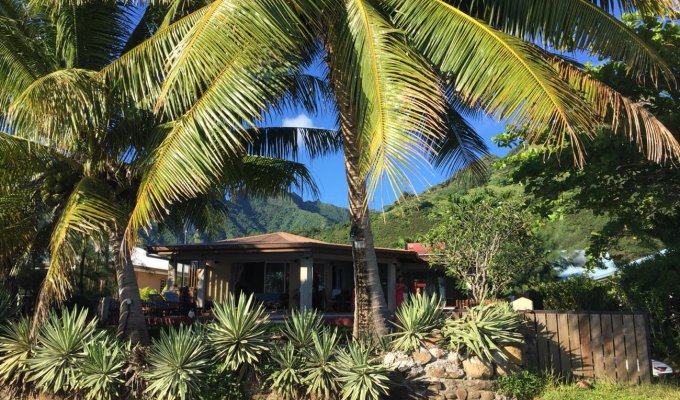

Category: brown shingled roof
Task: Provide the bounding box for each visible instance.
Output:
[214,232,329,245]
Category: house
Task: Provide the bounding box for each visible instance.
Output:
[131,247,170,291]
[146,232,452,311]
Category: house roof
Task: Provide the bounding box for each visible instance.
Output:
[147,232,426,263]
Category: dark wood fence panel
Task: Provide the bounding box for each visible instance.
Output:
[523,311,652,384]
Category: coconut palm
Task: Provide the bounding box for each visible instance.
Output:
[0,0,320,344]
[98,0,680,339]
[101,0,680,339]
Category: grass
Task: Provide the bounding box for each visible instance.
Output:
[540,382,680,400]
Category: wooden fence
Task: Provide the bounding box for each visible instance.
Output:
[522,311,653,383]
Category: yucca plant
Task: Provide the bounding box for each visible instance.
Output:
[390,293,445,353]
[281,308,323,350]
[268,342,304,400]
[0,286,19,322]
[0,318,33,387]
[303,328,341,399]
[28,307,98,394]
[337,341,390,400]
[209,293,270,372]
[442,302,523,362]
[144,324,213,400]
[77,334,125,400]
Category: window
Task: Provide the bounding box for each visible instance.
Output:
[264,263,288,294]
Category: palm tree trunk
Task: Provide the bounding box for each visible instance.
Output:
[326,45,389,338]
[342,134,389,339]
[110,230,149,345]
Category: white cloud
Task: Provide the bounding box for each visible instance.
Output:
[282,113,315,128]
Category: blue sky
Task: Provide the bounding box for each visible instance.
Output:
[267,108,509,209]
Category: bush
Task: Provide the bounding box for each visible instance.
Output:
[280,308,323,350]
[77,334,125,400]
[0,317,33,386]
[139,287,158,301]
[0,286,19,321]
[337,341,389,400]
[391,292,445,353]
[198,366,245,400]
[209,293,270,372]
[497,370,548,400]
[28,307,98,394]
[538,275,620,311]
[442,302,523,362]
[144,324,212,400]
[302,328,341,398]
[269,342,304,400]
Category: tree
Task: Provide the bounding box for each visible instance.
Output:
[426,190,546,301]
[106,0,679,339]
[499,15,680,264]
[0,0,319,344]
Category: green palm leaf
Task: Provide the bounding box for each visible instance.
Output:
[33,176,122,331]
[384,0,599,164]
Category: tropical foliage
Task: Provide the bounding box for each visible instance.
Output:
[443,302,523,362]
[77,335,126,400]
[144,325,212,400]
[426,190,546,301]
[0,317,33,386]
[302,328,342,399]
[268,342,304,400]
[336,341,390,400]
[390,293,445,353]
[209,293,270,372]
[280,308,323,350]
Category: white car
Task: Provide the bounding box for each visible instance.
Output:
[652,359,674,377]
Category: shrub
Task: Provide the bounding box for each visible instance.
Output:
[302,328,341,398]
[538,275,620,311]
[0,317,33,386]
[269,342,304,400]
[442,302,523,362]
[144,324,212,400]
[209,293,270,372]
[139,287,159,301]
[198,366,245,400]
[28,307,98,394]
[280,308,323,350]
[497,370,547,400]
[77,334,125,400]
[337,341,389,400]
[390,292,444,352]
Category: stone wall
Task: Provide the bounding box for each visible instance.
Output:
[383,347,511,400]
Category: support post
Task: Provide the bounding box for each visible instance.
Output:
[387,263,397,311]
[167,259,177,291]
[196,264,206,309]
[299,253,314,310]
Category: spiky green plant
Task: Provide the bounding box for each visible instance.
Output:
[77,334,125,400]
[209,293,270,372]
[269,342,304,400]
[337,341,389,400]
[0,317,33,387]
[281,308,323,350]
[390,293,445,353]
[442,302,523,362]
[303,328,341,399]
[0,287,19,322]
[144,324,213,400]
[27,307,98,394]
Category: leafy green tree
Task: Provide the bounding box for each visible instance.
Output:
[105,0,680,339]
[0,0,318,344]
[499,15,680,264]
[426,190,546,301]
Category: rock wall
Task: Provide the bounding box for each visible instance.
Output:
[383,347,510,400]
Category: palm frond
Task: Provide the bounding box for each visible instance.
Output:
[384,0,599,165]
[551,55,680,163]
[327,0,446,202]
[32,176,122,333]
[247,127,342,160]
[7,68,107,151]
[461,0,675,85]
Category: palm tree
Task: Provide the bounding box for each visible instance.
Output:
[0,0,319,344]
[103,0,680,339]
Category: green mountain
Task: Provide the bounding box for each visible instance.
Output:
[298,159,658,262]
[221,193,349,238]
